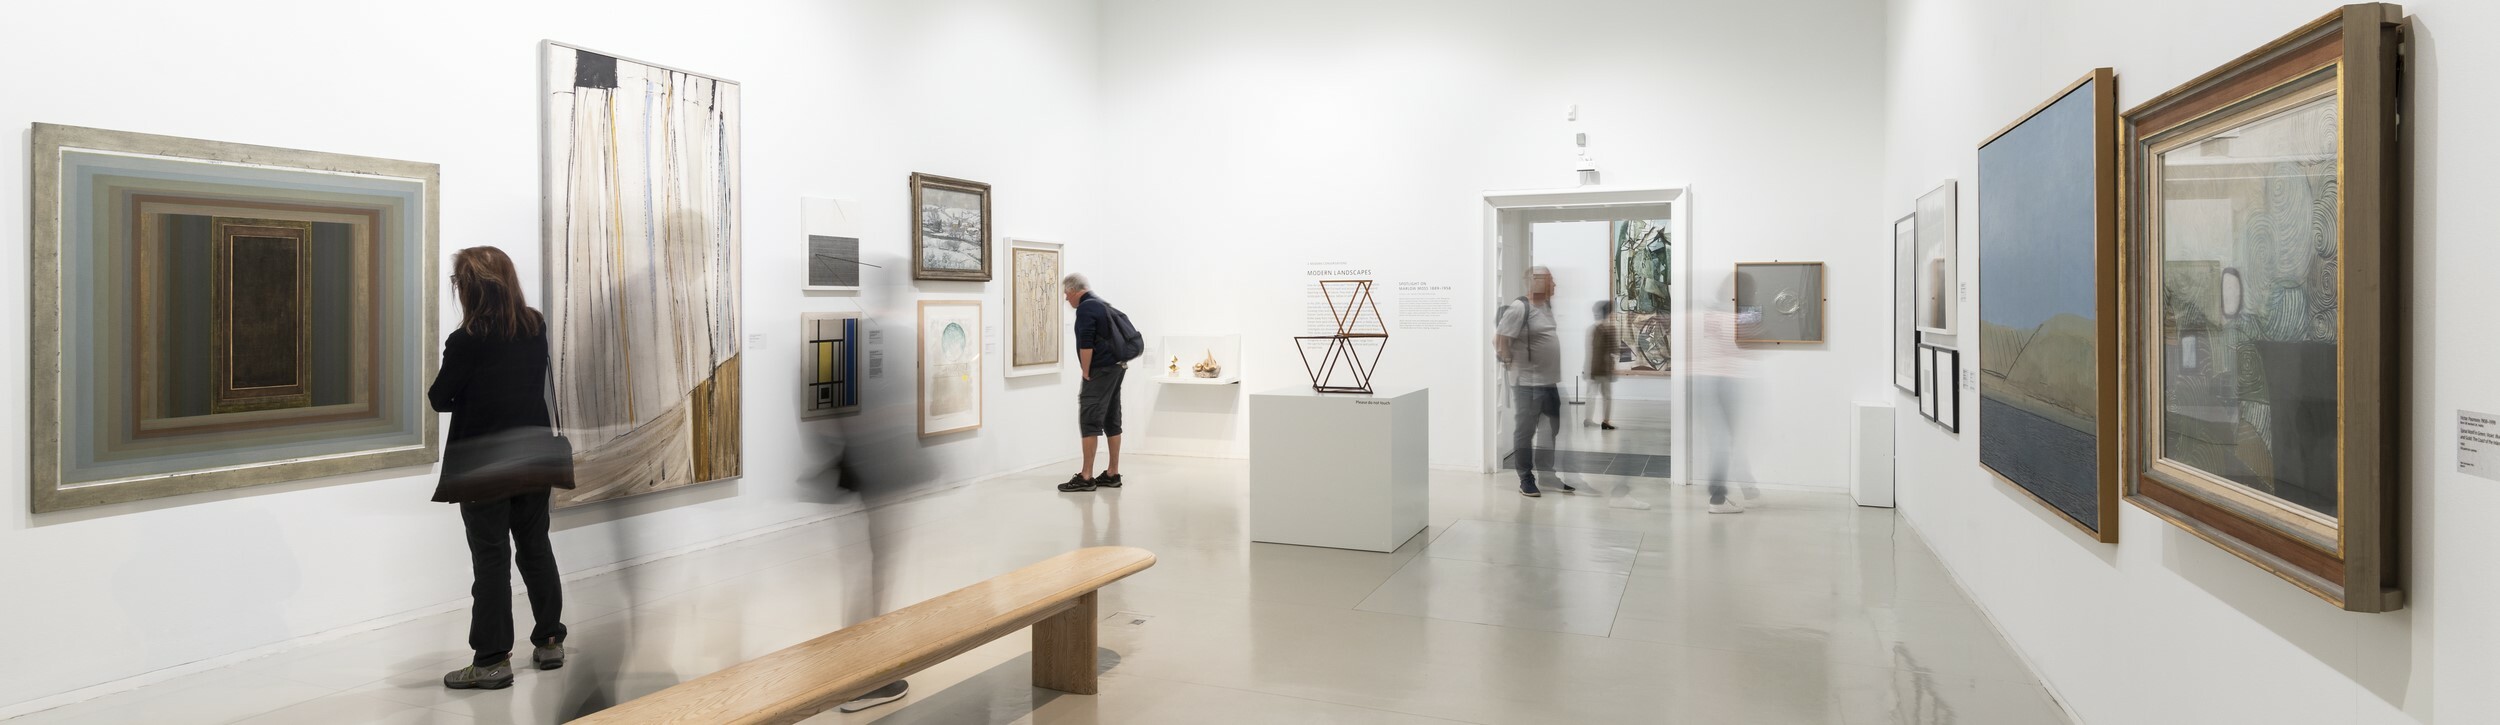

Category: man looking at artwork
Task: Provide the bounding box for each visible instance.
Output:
[1494,266,1574,497]
[1060,273,1137,492]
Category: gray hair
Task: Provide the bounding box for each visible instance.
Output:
[1061,272,1090,292]
[1528,265,1553,277]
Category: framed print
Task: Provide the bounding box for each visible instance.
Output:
[1978,68,2121,543]
[918,300,984,436]
[544,41,744,507]
[801,312,862,419]
[803,197,862,291]
[910,173,992,281]
[2122,3,2406,611]
[28,124,440,513]
[1006,240,1065,375]
[1915,181,1959,334]
[1921,344,1961,433]
[1733,262,1825,344]
[1611,219,1673,375]
[1917,348,1938,419]
[1895,214,1919,392]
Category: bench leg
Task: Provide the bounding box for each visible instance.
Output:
[1032,590,1099,695]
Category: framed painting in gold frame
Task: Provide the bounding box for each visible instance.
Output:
[2121,3,2407,612]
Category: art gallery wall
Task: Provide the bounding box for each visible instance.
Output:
[0,0,1104,712]
[1089,0,1890,483]
[1885,0,2499,721]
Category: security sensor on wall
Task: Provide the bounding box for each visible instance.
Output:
[1568,103,1599,185]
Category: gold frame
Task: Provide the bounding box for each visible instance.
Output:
[910,173,993,282]
[209,218,316,413]
[1731,261,1827,344]
[917,300,985,437]
[2120,3,2406,612]
[1975,68,2123,544]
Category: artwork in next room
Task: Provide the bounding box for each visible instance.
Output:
[542,41,744,507]
[919,300,984,436]
[1894,214,1919,392]
[1915,181,1958,334]
[27,124,441,513]
[1976,69,2119,542]
[1732,262,1825,343]
[911,173,992,281]
[1007,240,1064,374]
[1610,219,1672,375]
[801,312,862,419]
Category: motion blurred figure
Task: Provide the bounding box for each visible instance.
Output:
[797,320,937,713]
[1586,299,1619,430]
[1689,275,1765,514]
[1495,266,1573,497]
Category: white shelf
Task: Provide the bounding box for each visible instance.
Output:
[1155,375,1241,386]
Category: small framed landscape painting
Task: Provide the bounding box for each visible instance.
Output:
[911,173,991,282]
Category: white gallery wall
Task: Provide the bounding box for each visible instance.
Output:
[1091,0,1890,481]
[1886,0,2499,722]
[0,0,1103,713]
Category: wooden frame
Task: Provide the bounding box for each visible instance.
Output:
[1976,69,2122,543]
[1894,214,1919,392]
[910,173,993,281]
[1006,239,1065,374]
[2120,3,2406,612]
[1731,261,1826,344]
[917,300,984,437]
[210,218,316,414]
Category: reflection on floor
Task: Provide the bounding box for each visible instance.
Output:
[4,455,2067,725]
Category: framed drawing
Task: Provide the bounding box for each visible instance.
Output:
[801,312,862,419]
[803,197,862,291]
[2122,3,2406,611]
[918,300,984,436]
[1894,214,1919,392]
[28,124,440,513]
[1920,343,1961,433]
[1732,262,1825,344]
[910,173,991,281]
[543,41,744,507]
[1915,182,1959,334]
[1977,68,2120,543]
[1610,219,1672,375]
[1006,240,1064,376]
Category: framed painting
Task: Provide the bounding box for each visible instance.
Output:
[1894,214,1919,392]
[1732,262,1825,344]
[543,41,744,507]
[1006,239,1064,376]
[1610,219,1672,375]
[1915,182,1959,335]
[1920,343,1961,433]
[1977,68,2120,543]
[803,197,862,291]
[801,312,862,419]
[918,301,984,436]
[28,124,440,513]
[2122,3,2406,611]
[911,173,991,281]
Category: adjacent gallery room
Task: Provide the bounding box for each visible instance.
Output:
[1,0,2494,723]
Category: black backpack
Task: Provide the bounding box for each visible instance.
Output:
[1088,297,1147,364]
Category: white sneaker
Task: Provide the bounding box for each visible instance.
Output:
[1741,483,1763,502]
[1707,502,1746,514]
[1608,497,1653,510]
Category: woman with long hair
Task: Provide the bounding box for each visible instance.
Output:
[429,246,575,690]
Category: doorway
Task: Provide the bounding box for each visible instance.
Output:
[1480,187,1694,483]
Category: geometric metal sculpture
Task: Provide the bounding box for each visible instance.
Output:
[1294,279,1389,394]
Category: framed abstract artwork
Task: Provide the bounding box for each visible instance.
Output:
[918,300,984,436]
[1915,181,1958,335]
[801,312,862,419]
[803,197,862,292]
[1977,68,2120,543]
[2122,3,2407,611]
[1610,219,1672,375]
[1894,214,1919,392]
[1006,240,1064,376]
[1732,262,1825,344]
[28,124,440,513]
[910,173,991,281]
[1920,343,1961,433]
[543,41,744,507]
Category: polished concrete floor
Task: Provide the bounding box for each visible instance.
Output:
[5,454,2067,724]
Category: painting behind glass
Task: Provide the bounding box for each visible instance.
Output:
[1610,219,1671,375]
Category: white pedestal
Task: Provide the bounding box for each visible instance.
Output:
[1249,386,1429,552]
[1851,401,1896,508]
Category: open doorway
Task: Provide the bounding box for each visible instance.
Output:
[1480,187,1694,484]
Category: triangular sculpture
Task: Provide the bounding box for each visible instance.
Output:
[1295,279,1389,394]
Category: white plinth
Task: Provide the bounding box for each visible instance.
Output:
[1851,401,1896,508]
[1249,386,1429,552]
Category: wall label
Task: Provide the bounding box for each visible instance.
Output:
[2460,410,2500,482]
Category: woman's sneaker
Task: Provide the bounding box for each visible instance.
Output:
[443,660,514,690]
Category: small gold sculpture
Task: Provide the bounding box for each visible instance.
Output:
[1194,350,1222,378]
[1168,355,1180,377]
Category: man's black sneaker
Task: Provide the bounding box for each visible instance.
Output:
[1095,472,1123,488]
[1058,474,1097,492]
[1520,483,1542,498]
[1552,479,1577,494]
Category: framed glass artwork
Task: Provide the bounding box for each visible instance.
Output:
[1894,214,1919,392]
[1732,262,1825,344]
[803,197,863,291]
[911,173,992,281]
[1915,181,1958,335]
[1006,239,1064,376]
[918,300,984,436]
[543,41,744,507]
[28,124,440,512]
[2122,3,2406,611]
[801,312,862,419]
[1921,343,1961,433]
[1611,219,1672,375]
[1977,68,2121,543]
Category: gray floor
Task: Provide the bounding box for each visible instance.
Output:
[4,455,2067,724]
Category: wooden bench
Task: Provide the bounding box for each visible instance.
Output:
[576,546,1157,725]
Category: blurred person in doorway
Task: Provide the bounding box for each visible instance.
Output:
[429,246,576,690]
[1061,272,1143,492]
[1688,274,1766,514]
[1495,266,1574,497]
[1586,299,1619,430]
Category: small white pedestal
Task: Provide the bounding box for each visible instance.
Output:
[1249,386,1429,552]
[1851,401,1896,508]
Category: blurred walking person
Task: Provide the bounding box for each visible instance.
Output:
[1689,275,1765,514]
[1586,300,1619,430]
[1495,266,1574,497]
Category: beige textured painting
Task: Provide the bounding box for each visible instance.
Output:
[1010,242,1063,371]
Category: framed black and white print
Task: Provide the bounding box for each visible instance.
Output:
[1895,214,1919,392]
[910,173,992,281]
[1921,343,1961,433]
